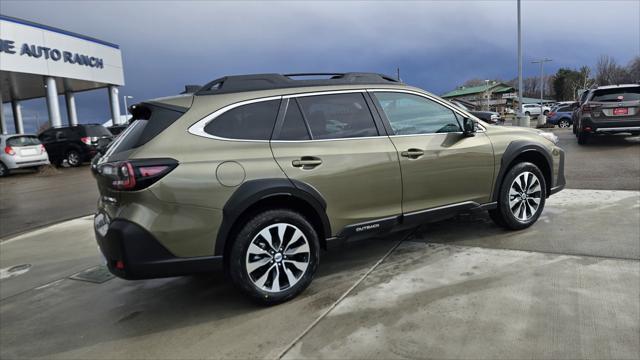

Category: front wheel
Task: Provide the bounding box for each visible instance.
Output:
[489,162,547,230]
[228,209,320,305]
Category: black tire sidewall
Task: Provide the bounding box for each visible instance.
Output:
[228,209,320,305]
[496,162,547,230]
[0,162,8,177]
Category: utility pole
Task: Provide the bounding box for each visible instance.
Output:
[517,0,523,121]
[485,79,490,111]
[531,58,552,118]
[396,67,401,82]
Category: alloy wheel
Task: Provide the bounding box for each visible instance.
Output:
[558,120,570,128]
[508,171,542,221]
[67,151,80,166]
[245,223,310,293]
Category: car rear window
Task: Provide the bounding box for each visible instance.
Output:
[204,99,280,140]
[6,136,41,147]
[84,125,113,137]
[105,103,185,156]
[591,87,640,102]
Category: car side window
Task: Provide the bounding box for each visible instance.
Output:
[55,131,67,141]
[275,99,311,141]
[39,130,54,142]
[204,99,280,140]
[296,93,378,140]
[373,92,462,135]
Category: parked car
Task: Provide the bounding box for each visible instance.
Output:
[0,134,50,177]
[575,84,640,144]
[92,72,565,304]
[547,103,577,128]
[572,90,592,134]
[522,103,551,117]
[450,100,502,123]
[39,124,113,167]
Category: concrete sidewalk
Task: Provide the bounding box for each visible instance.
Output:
[0,189,638,359]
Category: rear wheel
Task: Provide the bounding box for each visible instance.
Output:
[489,162,546,230]
[228,209,319,305]
[525,111,530,117]
[66,149,81,167]
[0,162,9,177]
[577,131,590,145]
[558,119,570,128]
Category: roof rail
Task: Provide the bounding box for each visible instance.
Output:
[195,72,401,96]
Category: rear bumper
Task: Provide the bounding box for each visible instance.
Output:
[3,155,49,169]
[94,216,222,280]
[582,117,640,133]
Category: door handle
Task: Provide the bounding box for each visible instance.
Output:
[400,149,425,159]
[292,157,323,168]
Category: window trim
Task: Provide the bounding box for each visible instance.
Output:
[188,88,485,142]
[188,95,282,142]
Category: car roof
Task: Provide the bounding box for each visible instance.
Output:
[595,84,639,90]
[0,133,38,138]
[195,72,403,96]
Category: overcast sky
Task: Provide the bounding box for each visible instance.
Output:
[1,0,639,132]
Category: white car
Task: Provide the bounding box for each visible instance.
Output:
[0,134,50,177]
[522,104,552,117]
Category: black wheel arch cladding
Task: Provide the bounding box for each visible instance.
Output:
[493,140,553,202]
[215,178,331,256]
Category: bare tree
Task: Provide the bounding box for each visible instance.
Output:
[596,55,629,85]
[462,78,487,87]
[626,56,640,83]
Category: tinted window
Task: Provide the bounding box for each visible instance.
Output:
[39,130,55,142]
[84,125,112,137]
[591,87,640,102]
[204,100,280,140]
[374,92,461,135]
[107,104,185,156]
[275,99,310,140]
[296,93,378,140]
[558,106,572,112]
[6,136,41,147]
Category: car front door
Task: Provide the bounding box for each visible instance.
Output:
[270,92,402,237]
[369,90,495,218]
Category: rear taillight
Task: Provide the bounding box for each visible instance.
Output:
[98,158,178,191]
[39,144,46,154]
[80,137,92,145]
[581,104,601,113]
[548,112,556,117]
[4,146,15,156]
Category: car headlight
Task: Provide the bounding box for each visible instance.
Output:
[539,131,558,145]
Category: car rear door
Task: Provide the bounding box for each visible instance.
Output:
[270,91,402,237]
[369,90,495,219]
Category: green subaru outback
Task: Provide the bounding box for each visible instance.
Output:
[93,73,565,304]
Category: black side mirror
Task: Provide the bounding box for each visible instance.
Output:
[96,138,112,154]
[462,117,476,136]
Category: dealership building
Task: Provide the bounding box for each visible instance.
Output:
[0,15,124,134]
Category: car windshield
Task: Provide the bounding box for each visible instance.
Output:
[6,136,41,147]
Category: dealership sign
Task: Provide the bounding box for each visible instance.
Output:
[0,38,104,68]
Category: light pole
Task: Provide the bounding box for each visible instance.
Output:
[517,0,523,121]
[123,95,133,124]
[485,79,491,111]
[531,58,552,119]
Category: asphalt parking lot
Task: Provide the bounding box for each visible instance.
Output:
[0,128,639,359]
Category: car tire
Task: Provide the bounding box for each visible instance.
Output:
[577,131,589,145]
[66,149,81,167]
[0,162,9,177]
[558,119,570,128]
[525,111,530,117]
[228,209,320,305]
[489,162,547,230]
[543,110,549,115]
